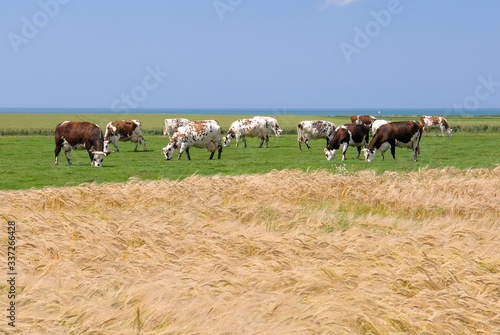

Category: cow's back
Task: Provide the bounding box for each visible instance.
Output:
[373,121,421,145]
[184,120,221,147]
[55,121,103,145]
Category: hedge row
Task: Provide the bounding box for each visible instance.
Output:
[0,124,499,136]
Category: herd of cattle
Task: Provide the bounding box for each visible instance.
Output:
[53,114,452,167]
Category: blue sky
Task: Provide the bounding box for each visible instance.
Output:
[1,0,499,111]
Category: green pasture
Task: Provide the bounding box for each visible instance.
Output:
[1,113,500,135]
[0,114,499,190]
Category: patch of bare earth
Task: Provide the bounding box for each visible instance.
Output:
[1,167,499,334]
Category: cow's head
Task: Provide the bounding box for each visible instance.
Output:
[324,148,336,161]
[91,151,108,167]
[362,148,376,162]
[275,127,283,138]
[162,142,176,160]
[223,130,234,147]
[446,128,453,137]
[103,140,111,154]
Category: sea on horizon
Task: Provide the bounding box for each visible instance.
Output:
[0,107,499,117]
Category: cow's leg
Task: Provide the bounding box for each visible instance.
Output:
[65,149,73,165]
[264,135,269,148]
[209,150,215,160]
[185,148,191,160]
[341,142,348,161]
[113,137,119,152]
[133,140,139,152]
[217,143,222,159]
[141,136,147,151]
[298,141,302,151]
[355,146,361,159]
[243,137,247,148]
[54,144,62,165]
[412,146,418,161]
[390,140,397,160]
[412,137,421,161]
[259,137,264,148]
[305,140,311,150]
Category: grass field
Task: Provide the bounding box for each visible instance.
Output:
[0,114,499,190]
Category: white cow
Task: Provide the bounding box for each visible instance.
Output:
[162,120,222,160]
[297,120,336,151]
[252,116,284,138]
[224,117,283,148]
[371,120,389,135]
[163,118,190,139]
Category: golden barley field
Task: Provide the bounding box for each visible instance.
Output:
[1,168,499,334]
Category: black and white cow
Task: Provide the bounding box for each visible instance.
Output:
[324,124,369,161]
[54,121,109,167]
[362,120,423,162]
[103,119,147,152]
[162,120,222,160]
[223,116,283,148]
[297,120,336,151]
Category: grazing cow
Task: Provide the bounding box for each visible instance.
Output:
[252,116,284,138]
[420,115,452,137]
[324,123,369,161]
[223,117,282,148]
[103,119,147,152]
[351,115,377,128]
[362,120,422,162]
[297,120,336,151]
[162,120,222,160]
[371,120,389,135]
[54,121,109,167]
[163,117,190,139]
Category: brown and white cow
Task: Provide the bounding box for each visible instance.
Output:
[162,120,222,160]
[324,123,369,161]
[420,115,452,137]
[54,121,109,167]
[223,116,282,148]
[362,120,422,162]
[103,119,147,152]
[351,115,377,128]
[297,120,336,151]
[163,117,190,139]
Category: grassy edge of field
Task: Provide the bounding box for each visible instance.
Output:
[1,114,500,135]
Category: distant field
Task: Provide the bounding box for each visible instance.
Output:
[1,113,500,134]
[0,114,499,190]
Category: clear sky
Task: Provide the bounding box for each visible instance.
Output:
[1,0,499,111]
